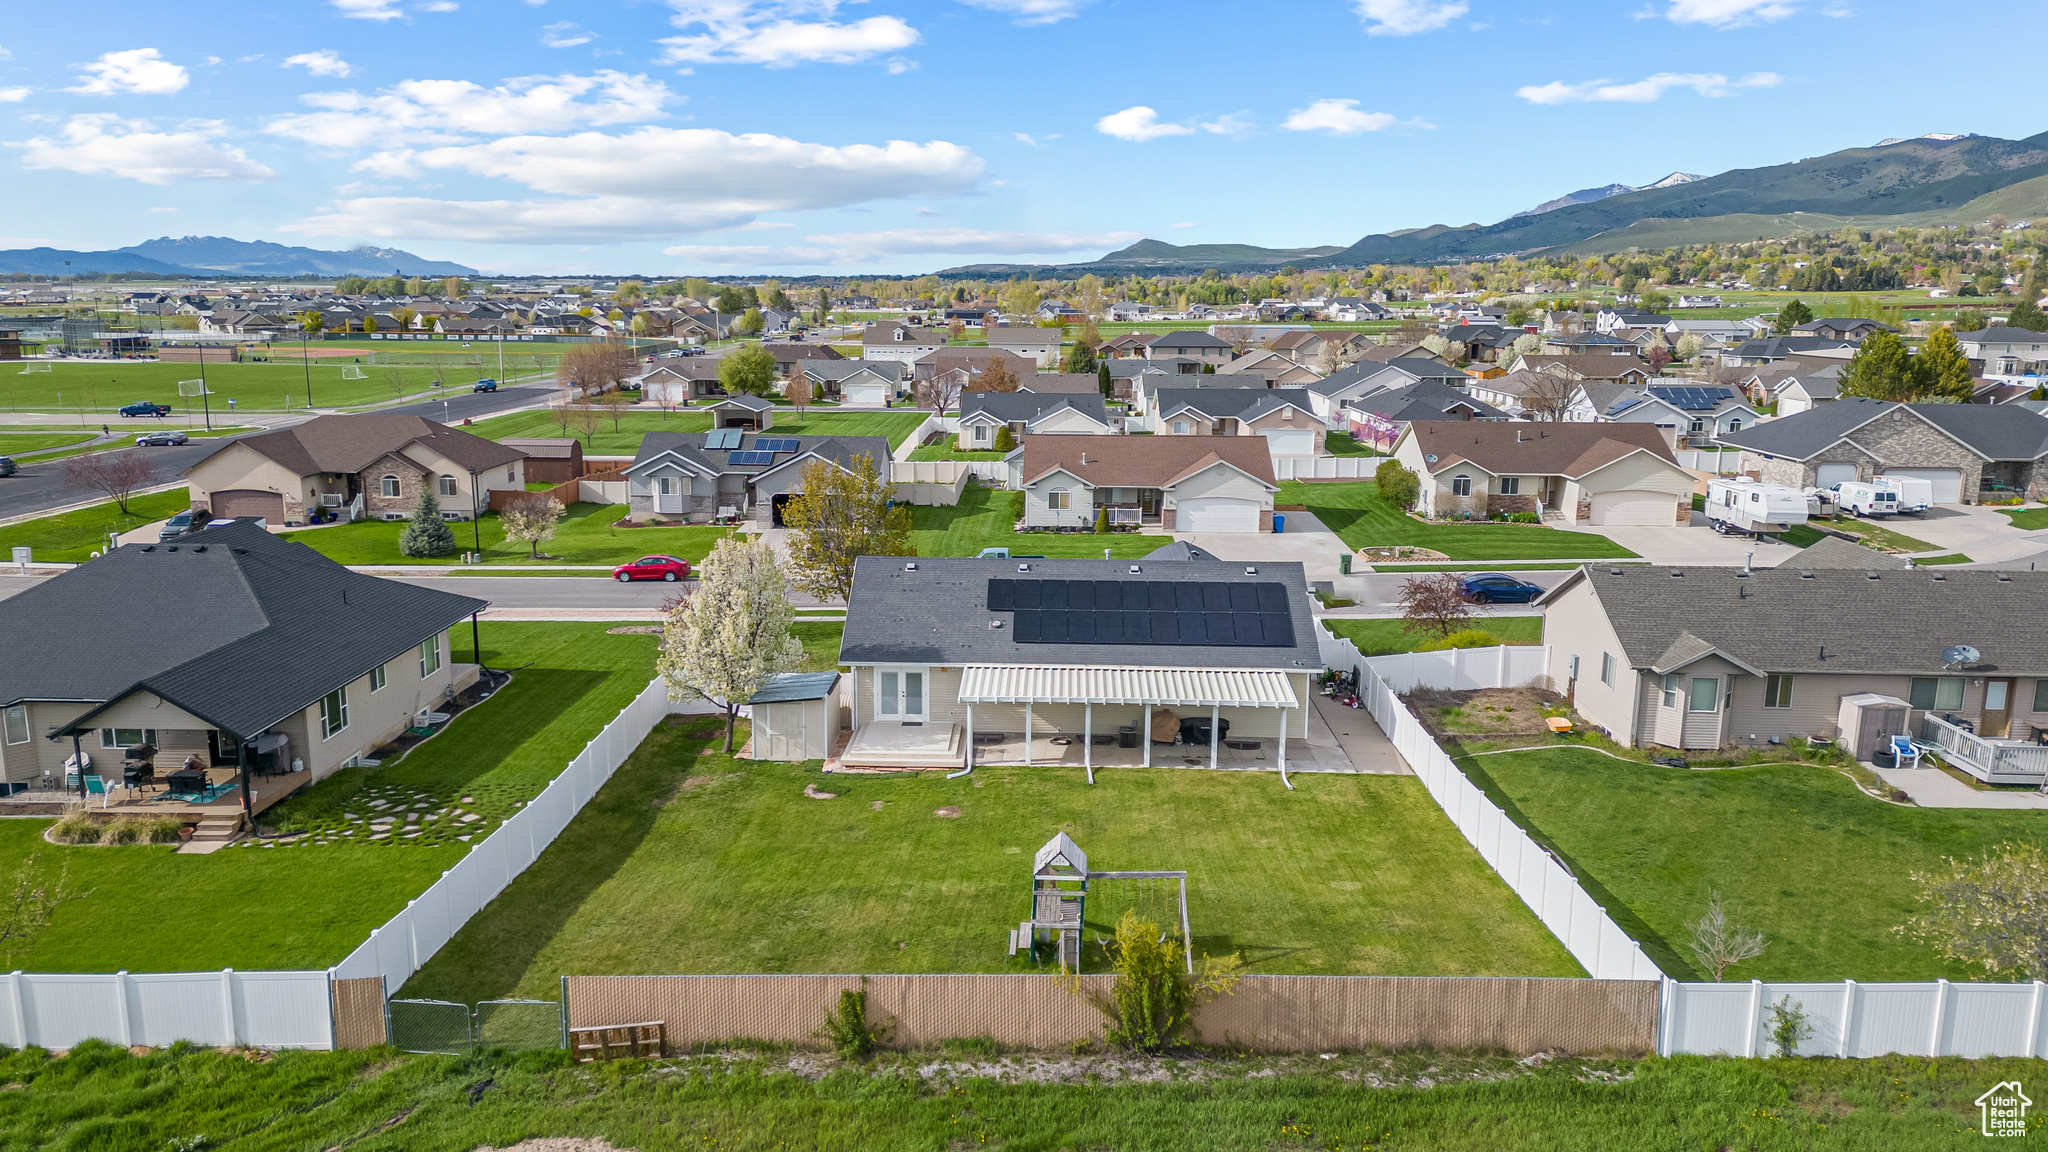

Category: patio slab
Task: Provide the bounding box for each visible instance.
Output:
[1869,764,2048,809]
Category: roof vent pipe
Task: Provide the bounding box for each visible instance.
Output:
[1741,552,1752,577]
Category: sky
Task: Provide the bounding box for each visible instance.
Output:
[0,0,2043,277]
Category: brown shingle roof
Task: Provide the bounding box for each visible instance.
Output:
[224,413,524,477]
[1405,420,1677,478]
[1019,434,1276,489]
[1014,373,1101,394]
[1520,354,1649,380]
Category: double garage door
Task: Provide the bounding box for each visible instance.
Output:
[1880,468,1963,504]
[1588,490,1677,526]
[1177,497,1261,532]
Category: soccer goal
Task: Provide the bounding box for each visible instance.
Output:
[17,362,50,374]
[177,379,212,397]
[340,365,368,380]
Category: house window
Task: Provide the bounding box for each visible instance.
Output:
[1172,420,1190,434]
[1763,674,1793,709]
[438,475,457,497]
[506,468,515,483]
[1662,673,1681,709]
[1689,677,1719,713]
[1499,477,1520,495]
[320,687,349,739]
[419,636,442,678]
[973,424,991,444]
[1728,419,1742,432]
[1689,418,1705,433]
[381,475,400,497]
[370,664,387,692]
[99,728,157,749]
[1452,475,1473,497]
[2035,679,2048,714]
[1600,652,1615,688]
[1,706,25,746]
[1910,677,1965,711]
[1047,488,1071,511]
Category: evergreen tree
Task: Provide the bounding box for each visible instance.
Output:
[399,488,456,558]
[1773,298,1814,335]
[1914,326,1975,402]
[1098,361,1114,400]
[992,425,1016,452]
[1066,338,1098,375]
[2006,298,2048,332]
[1837,331,1919,401]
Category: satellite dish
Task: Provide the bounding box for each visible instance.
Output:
[1941,644,1981,668]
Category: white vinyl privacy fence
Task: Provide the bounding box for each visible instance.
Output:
[1275,456,1381,481]
[1660,979,2048,1059]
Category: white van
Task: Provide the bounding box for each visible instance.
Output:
[1873,475,1934,514]
[1833,481,1899,517]
[1706,477,1810,535]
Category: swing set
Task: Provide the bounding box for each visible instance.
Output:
[1009,832,1193,974]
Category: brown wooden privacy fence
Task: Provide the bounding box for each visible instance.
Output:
[487,468,624,512]
[563,974,1659,1056]
[330,977,388,1049]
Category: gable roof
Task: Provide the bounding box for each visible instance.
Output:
[861,322,943,346]
[627,430,891,479]
[985,327,1059,347]
[1718,397,2048,462]
[1519,354,1650,381]
[199,413,524,478]
[1018,433,1276,489]
[707,393,774,412]
[1146,330,1234,350]
[801,359,906,383]
[1015,373,1103,394]
[1344,379,1509,422]
[1153,388,1316,422]
[0,521,485,737]
[1403,420,1678,478]
[959,391,1111,427]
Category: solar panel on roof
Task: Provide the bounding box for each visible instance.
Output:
[728,450,775,465]
[992,579,1294,647]
[755,438,801,452]
[706,428,742,448]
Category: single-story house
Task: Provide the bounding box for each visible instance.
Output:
[1339,379,1513,450]
[1790,318,1895,343]
[800,360,905,407]
[913,348,1038,384]
[985,326,1062,368]
[184,413,527,525]
[1144,331,1235,364]
[1515,355,1652,388]
[640,360,726,404]
[957,393,1114,448]
[1014,372,1106,395]
[1152,388,1323,458]
[1009,434,1278,532]
[1721,336,1857,367]
[1267,329,1370,366]
[1390,420,1692,525]
[1600,385,1759,447]
[0,521,485,807]
[764,343,842,379]
[827,552,1319,770]
[1217,349,1324,387]
[1769,362,1843,416]
[500,438,585,485]
[1540,563,2048,774]
[1465,368,1601,423]
[861,322,947,363]
[625,430,891,526]
[1718,398,2048,504]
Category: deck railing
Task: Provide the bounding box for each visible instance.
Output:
[1920,714,2048,786]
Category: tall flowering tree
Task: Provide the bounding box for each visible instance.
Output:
[657,534,805,753]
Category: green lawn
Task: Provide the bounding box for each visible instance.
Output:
[1325,615,1543,656]
[2001,506,2048,530]
[906,483,1163,558]
[906,436,1007,462]
[791,621,846,672]
[287,502,732,567]
[1323,431,1386,457]
[0,361,495,413]
[1912,552,1972,565]
[463,408,928,456]
[0,432,94,456]
[1782,517,1938,554]
[8,623,657,973]
[1459,747,2048,982]
[0,1044,2027,1152]
[1279,481,1639,561]
[0,488,191,563]
[1369,561,1648,573]
[404,717,1579,1000]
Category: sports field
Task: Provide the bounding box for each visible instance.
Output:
[0,360,527,413]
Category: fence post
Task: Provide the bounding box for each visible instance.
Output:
[1928,978,1949,1056]
[113,971,132,1048]
[1745,979,1762,1057]
[1657,977,1674,1057]
[1838,979,1856,1057]
[2028,981,2046,1059]
[6,971,22,1050]
[406,902,420,976]
[560,974,571,1050]
[219,968,237,1048]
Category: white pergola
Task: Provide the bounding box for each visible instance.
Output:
[957,664,1299,785]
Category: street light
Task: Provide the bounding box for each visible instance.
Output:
[298,318,314,410]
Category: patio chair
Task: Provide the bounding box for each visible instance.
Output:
[1888,734,1922,770]
[84,775,110,809]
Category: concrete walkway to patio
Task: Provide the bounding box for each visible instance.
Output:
[1869,763,2048,809]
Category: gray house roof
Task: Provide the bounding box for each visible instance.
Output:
[1344,379,1510,422]
[839,556,1320,670]
[1542,563,2048,677]
[1718,397,2048,462]
[1779,535,1910,570]
[802,359,906,383]
[628,431,892,479]
[959,392,1111,427]
[1147,330,1235,351]
[0,521,486,739]
[1152,388,1316,422]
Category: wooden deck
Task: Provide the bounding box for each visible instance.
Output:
[84,765,312,821]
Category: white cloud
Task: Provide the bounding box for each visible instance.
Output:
[1200,112,1254,139]
[287,127,983,243]
[1664,0,1798,26]
[1281,98,1396,135]
[1171,221,1197,228]
[418,0,458,9]
[737,219,791,230]
[1353,0,1467,35]
[1516,71,1780,104]
[266,70,675,148]
[659,1,919,67]
[1013,132,1037,146]
[885,56,917,74]
[1095,105,1192,142]
[0,87,28,103]
[68,48,189,96]
[331,0,403,18]
[663,245,855,265]
[954,0,1089,25]
[10,114,274,184]
[542,21,595,47]
[282,50,353,78]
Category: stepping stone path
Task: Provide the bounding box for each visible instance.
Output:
[282,781,524,848]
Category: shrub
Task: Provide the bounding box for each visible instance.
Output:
[399,489,455,558]
[992,425,1016,452]
[1093,506,1109,533]
[49,810,97,845]
[98,819,144,846]
[1373,458,1420,510]
[148,818,184,844]
[1506,511,1540,524]
[1418,629,1502,651]
[1059,909,1241,1052]
[815,978,892,1060]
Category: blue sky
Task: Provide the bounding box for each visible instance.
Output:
[0,0,2042,276]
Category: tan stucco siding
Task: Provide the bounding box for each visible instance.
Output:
[185,444,304,514]
[1574,450,1695,501]
[1166,465,1274,509]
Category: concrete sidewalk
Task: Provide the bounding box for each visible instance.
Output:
[1870,764,2048,809]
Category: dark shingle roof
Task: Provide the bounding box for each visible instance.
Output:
[960,392,1110,426]
[0,522,485,737]
[1343,379,1510,422]
[1153,388,1315,421]
[1719,398,2048,461]
[628,431,891,478]
[1147,330,1234,350]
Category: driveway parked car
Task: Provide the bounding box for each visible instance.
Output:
[612,554,692,582]
[158,509,201,541]
[1458,572,1545,604]
[472,379,498,393]
[135,430,189,447]
[118,402,171,418]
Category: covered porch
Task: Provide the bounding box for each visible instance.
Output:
[1919,713,2048,788]
[1094,487,1164,527]
[51,725,311,834]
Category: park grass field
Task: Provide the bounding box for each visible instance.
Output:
[6,624,657,974]
[403,715,1582,1001]
[0,488,191,563]
[287,502,733,567]
[1457,746,2048,982]
[462,408,927,456]
[0,359,502,413]
[1325,615,1543,656]
[0,431,94,456]
[1278,480,1639,561]
[906,483,1162,558]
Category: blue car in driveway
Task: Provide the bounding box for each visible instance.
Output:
[1457,572,1546,604]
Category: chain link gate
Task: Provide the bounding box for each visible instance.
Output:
[388,998,564,1054]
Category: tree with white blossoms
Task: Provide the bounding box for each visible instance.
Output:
[657,534,805,753]
[1899,841,2048,980]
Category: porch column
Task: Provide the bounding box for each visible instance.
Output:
[1278,709,1287,773]
[70,733,85,801]
[1083,703,1093,784]
[965,703,974,768]
[1024,702,1033,767]
[238,736,254,820]
[1144,705,1152,768]
[1210,704,1219,770]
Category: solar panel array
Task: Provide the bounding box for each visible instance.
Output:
[986,579,1294,647]
[1649,386,1730,411]
[728,450,776,465]
[704,428,743,448]
[754,438,801,452]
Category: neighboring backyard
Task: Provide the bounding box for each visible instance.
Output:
[1458,746,2048,982]
[1278,481,1639,561]
[1325,615,1543,656]
[404,716,1582,1001]
[462,408,928,456]
[0,488,192,563]
[906,435,1007,462]
[287,502,733,566]
[906,483,1163,558]
[5,623,659,973]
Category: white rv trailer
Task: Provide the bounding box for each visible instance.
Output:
[1872,475,1934,513]
[1705,477,1810,535]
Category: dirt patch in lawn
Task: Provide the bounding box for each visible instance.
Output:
[1406,687,1569,739]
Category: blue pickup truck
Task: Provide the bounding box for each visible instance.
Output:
[118,401,172,418]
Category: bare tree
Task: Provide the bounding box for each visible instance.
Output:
[916,373,965,416]
[0,852,84,967]
[597,388,630,433]
[558,341,638,396]
[1397,573,1472,640]
[65,449,157,515]
[571,400,602,446]
[551,384,575,436]
[1212,325,1256,355]
[1689,891,1768,981]
[500,494,565,559]
[787,368,814,417]
[1520,370,1584,422]
[652,378,684,419]
[975,354,1020,394]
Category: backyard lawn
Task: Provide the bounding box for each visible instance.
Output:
[287,502,732,566]
[1323,431,1386,457]
[906,436,1007,462]
[0,488,192,563]
[1457,747,2048,982]
[404,717,1581,1000]
[463,408,929,456]
[906,483,1162,558]
[6,623,658,973]
[1326,615,1543,656]
[1278,481,1638,561]
[791,621,846,671]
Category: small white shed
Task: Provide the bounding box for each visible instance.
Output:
[748,672,842,761]
[1836,692,1910,761]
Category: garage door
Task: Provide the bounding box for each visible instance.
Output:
[1589,490,1676,526]
[1881,468,1962,504]
[209,489,282,523]
[1177,497,1261,532]
[1816,462,1859,489]
[1260,428,1316,459]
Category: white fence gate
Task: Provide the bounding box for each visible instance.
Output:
[1275,456,1381,481]
[1660,978,2048,1059]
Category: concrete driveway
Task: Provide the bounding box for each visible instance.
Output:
[1552,513,1803,566]
[1885,504,2048,562]
[1169,509,1351,581]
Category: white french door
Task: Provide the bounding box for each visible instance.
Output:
[876,668,927,722]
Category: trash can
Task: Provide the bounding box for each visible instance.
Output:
[1117,725,1137,749]
[1338,553,1352,575]
[1273,513,1285,534]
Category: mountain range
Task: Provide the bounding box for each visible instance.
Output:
[1511,172,1703,218]
[0,236,476,278]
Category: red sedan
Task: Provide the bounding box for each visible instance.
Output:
[613,554,692,582]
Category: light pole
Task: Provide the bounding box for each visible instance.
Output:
[197,341,213,432]
[298,318,314,410]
